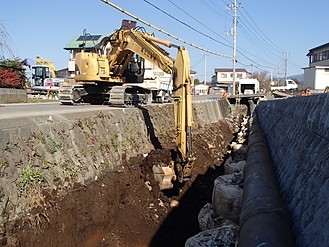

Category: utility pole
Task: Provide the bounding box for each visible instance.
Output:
[204,52,207,84]
[228,0,239,95]
[284,51,289,82]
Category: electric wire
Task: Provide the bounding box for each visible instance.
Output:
[197,0,227,18]
[195,0,283,70]
[101,0,299,74]
[143,0,232,49]
[148,0,279,70]
[240,6,285,54]
[166,0,232,47]
[238,5,303,71]
[238,22,283,60]
[100,0,232,59]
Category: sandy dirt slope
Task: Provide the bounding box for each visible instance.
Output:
[2,119,236,247]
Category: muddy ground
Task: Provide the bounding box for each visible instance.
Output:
[1,117,242,247]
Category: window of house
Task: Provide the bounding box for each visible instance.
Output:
[221,73,227,78]
[237,73,243,78]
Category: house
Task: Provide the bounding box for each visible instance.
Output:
[211,68,250,85]
[303,42,329,90]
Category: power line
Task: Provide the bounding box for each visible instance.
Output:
[151,0,279,71]
[240,6,285,54]
[166,0,232,47]
[238,5,303,73]
[238,22,283,59]
[100,0,292,74]
[100,0,232,59]
[143,0,232,49]
[197,0,227,18]
[166,0,283,71]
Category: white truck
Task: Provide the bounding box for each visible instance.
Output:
[137,59,172,103]
[238,78,260,95]
[270,79,298,91]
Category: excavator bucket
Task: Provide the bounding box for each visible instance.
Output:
[152,162,176,190]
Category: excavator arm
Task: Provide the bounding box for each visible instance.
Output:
[108,29,195,189]
[150,46,195,190]
[74,29,175,83]
[166,46,195,189]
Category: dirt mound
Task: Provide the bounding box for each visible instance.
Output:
[1,120,234,247]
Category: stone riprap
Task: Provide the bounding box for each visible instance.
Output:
[255,94,329,246]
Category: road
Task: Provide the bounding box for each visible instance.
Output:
[0,95,221,120]
[0,102,117,120]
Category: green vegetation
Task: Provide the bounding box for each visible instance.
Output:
[15,165,43,195]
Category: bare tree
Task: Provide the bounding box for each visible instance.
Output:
[253,70,271,92]
[0,22,14,57]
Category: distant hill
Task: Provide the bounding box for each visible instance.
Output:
[288,74,304,83]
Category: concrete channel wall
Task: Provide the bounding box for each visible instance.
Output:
[0,99,230,225]
[0,89,27,103]
[253,94,329,246]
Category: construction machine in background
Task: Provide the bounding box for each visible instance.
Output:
[35,56,57,78]
[30,56,63,93]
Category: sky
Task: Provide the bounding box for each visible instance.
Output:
[1,0,328,82]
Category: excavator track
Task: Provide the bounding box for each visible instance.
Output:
[109,86,126,106]
[109,85,153,107]
[60,84,153,106]
[59,85,78,105]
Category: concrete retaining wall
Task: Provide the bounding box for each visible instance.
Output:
[0,88,27,103]
[0,99,231,225]
[255,94,329,246]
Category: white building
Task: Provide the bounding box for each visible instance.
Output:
[193,84,209,95]
[211,68,249,85]
[303,42,329,90]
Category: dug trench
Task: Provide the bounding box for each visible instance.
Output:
[1,103,247,247]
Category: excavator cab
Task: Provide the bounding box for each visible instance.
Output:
[123,55,145,83]
[31,65,51,87]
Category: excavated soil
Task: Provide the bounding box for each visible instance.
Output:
[2,120,237,247]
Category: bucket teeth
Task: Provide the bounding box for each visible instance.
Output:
[152,165,176,190]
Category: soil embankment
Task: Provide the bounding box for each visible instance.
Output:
[0,99,246,246]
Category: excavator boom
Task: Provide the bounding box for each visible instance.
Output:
[153,46,195,190]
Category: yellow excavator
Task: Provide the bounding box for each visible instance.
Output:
[60,20,195,189]
[60,20,178,106]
